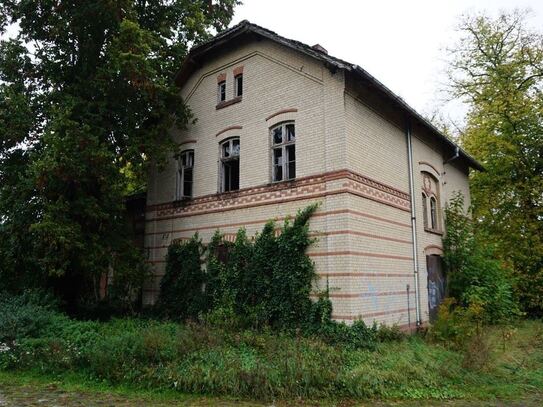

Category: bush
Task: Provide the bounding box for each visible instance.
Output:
[157,235,208,320]
[443,193,519,323]
[0,290,60,342]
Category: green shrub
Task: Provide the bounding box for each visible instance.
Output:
[443,193,519,323]
[157,235,208,320]
[0,291,60,342]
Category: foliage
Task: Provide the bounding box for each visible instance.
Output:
[443,193,519,323]
[0,1,239,308]
[2,292,543,401]
[446,10,543,316]
[157,235,207,320]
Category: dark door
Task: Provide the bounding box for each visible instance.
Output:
[427,255,446,322]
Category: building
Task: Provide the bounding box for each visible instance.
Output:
[143,21,483,328]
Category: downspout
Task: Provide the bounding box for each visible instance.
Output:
[405,122,422,327]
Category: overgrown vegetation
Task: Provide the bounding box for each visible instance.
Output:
[442,193,519,325]
[1,292,542,402]
[0,0,240,311]
[156,204,386,350]
[446,10,543,317]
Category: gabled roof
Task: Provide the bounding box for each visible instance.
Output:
[175,20,483,171]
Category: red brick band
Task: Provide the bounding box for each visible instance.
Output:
[332,307,415,320]
[308,251,412,261]
[233,66,244,76]
[217,73,226,83]
[310,290,415,299]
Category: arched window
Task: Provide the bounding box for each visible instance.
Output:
[271,121,295,182]
[422,192,428,228]
[421,171,441,232]
[220,137,240,192]
[430,196,438,230]
[176,150,194,199]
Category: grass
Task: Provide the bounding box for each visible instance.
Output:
[1,306,542,404]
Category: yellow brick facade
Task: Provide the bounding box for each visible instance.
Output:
[144,34,473,328]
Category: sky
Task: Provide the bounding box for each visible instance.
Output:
[230,0,543,124]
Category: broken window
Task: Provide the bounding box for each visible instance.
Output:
[176,150,194,199]
[218,80,226,103]
[271,122,296,182]
[220,138,240,192]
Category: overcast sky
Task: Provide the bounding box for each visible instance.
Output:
[231,0,543,124]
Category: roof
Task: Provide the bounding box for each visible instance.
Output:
[175,20,483,172]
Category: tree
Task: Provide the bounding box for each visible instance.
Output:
[446,10,543,316]
[0,0,239,308]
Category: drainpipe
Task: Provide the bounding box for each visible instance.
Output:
[405,123,422,327]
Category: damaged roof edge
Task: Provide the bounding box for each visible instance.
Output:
[174,20,484,172]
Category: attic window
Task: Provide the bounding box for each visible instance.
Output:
[218,80,226,103]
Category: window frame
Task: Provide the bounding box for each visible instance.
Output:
[422,192,428,229]
[430,196,438,230]
[270,121,296,183]
[234,74,243,97]
[217,80,226,103]
[219,137,240,193]
[176,149,194,200]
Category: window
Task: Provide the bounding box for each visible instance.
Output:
[422,192,428,228]
[271,122,296,182]
[234,74,243,97]
[220,138,240,192]
[217,80,226,103]
[421,171,441,232]
[176,150,194,199]
[430,197,437,230]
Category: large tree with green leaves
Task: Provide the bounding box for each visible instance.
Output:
[0,0,238,308]
[447,10,543,316]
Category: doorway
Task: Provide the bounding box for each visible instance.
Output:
[427,254,446,322]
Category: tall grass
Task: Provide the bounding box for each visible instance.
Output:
[1,295,542,401]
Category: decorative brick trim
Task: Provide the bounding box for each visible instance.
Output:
[179,139,197,147]
[318,272,412,278]
[332,307,415,320]
[217,73,226,83]
[265,108,298,121]
[314,230,411,244]
[419,161,441,177]
[145,229,411,250]
[216,96,242,110]
[233,65,244,76]
[424,244,443,255]
[215,125,243,138]
[308,251,413,261]
[145,169,411,222]
[144,209,411,237]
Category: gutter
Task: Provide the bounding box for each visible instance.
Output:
[444,146,460,165]
[405,122,422,327]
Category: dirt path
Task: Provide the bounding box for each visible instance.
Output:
[0,376,540,406]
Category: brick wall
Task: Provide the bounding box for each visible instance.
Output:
[144,37,473,328]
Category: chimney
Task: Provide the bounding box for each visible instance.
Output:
[311,44,328,54]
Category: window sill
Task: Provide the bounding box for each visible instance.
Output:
[270,178,296,186]
[173,197,192,207]
[424,227,443,236]
[216,96,242,110]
